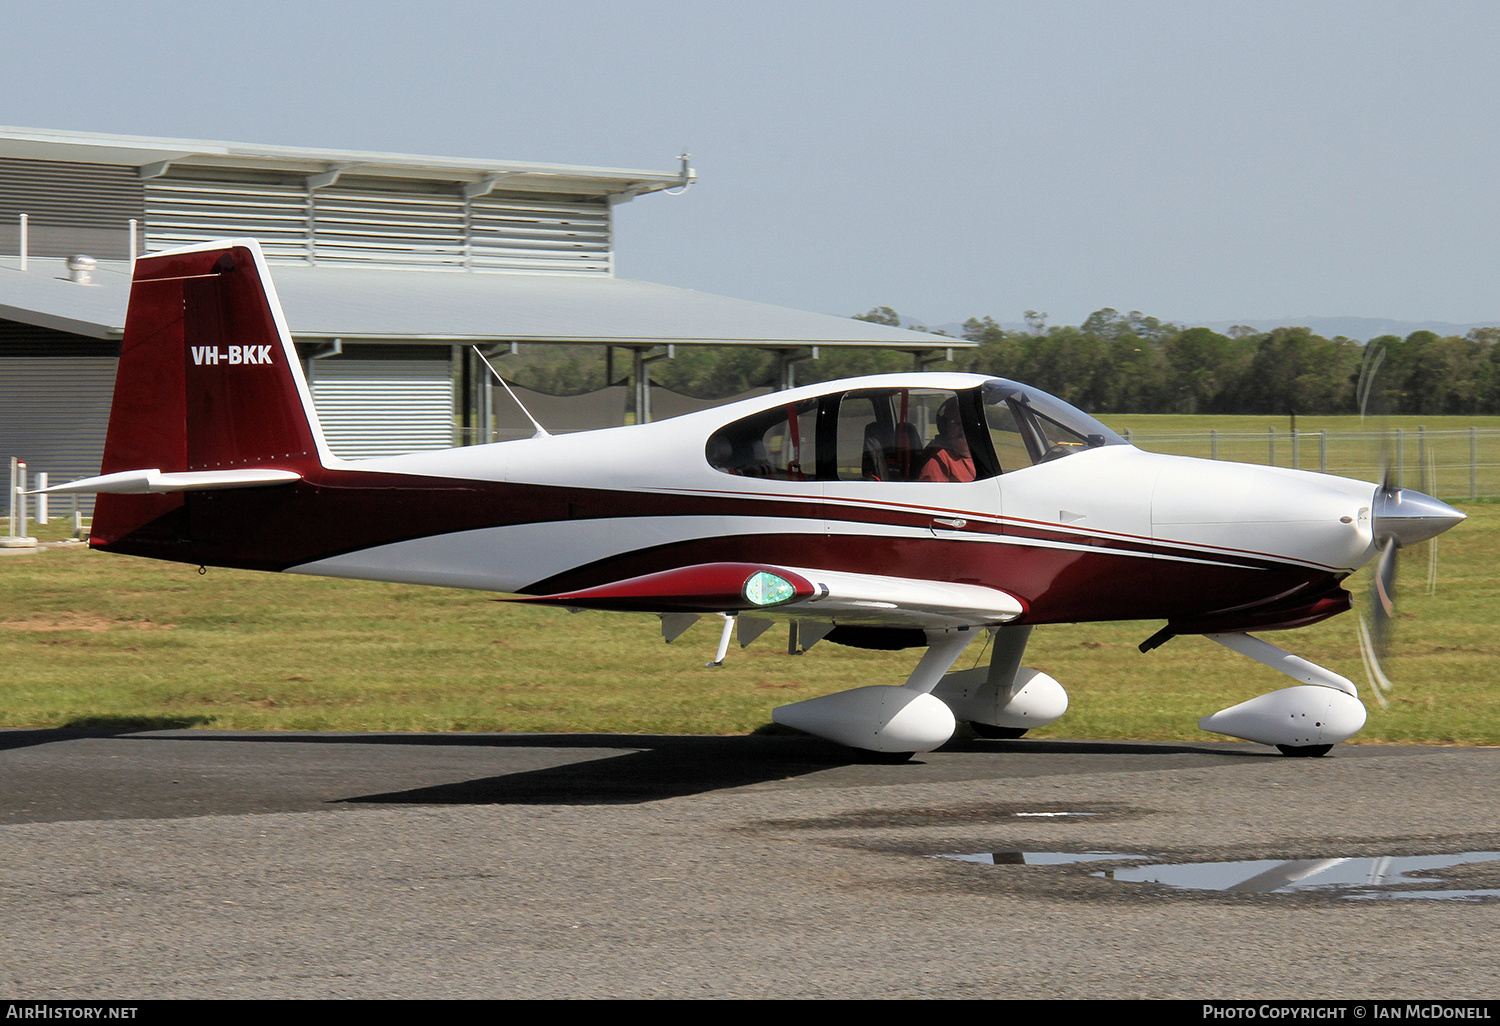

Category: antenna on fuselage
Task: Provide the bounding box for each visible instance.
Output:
[472,346,550,439]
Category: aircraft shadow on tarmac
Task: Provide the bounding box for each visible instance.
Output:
[334,736,1256,806]
[1,724,1272,808]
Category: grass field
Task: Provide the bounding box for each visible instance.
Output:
[2,503,1495,745]
[1097,414,1500,433]
[1096,414,1500,502]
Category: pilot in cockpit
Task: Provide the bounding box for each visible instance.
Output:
[916,398,976,482]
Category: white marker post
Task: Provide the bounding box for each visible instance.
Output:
[2,458,37,547]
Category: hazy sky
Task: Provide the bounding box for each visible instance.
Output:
[4,1,1498,327]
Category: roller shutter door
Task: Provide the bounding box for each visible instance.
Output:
[0,357,118,514]
[308,359,454,459]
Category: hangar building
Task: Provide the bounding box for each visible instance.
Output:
[0,126,959,507]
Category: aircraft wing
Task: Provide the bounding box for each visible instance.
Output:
[511,561,1024,629]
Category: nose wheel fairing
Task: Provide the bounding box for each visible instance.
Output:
[1194,632,1368,751]
[1199,685,1367,751]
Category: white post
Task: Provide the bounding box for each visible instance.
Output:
[17,462,27,541]
[128,218,138,269]
[35,472,47,524]
[19,213,27,271]
[1210,428,1218,460]
[1320,430,1327,474]
[1418,425,1427,492]
[1472,427,1479,501]
[3,458,37,546]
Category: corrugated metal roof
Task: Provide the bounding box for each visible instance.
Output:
[0,258,129,339]
[0,257,961,349]
[0,126,688,199]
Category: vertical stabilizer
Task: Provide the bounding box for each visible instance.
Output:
[93,240,330,546]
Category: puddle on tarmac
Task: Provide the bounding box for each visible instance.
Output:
[936,850,1500,900]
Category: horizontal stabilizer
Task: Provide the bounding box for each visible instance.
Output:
[34,468,301,495]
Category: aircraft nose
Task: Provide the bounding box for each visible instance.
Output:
[1373,487,1466,547]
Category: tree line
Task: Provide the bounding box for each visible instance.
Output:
[953,309,1500,416]
[501,307,1500,416]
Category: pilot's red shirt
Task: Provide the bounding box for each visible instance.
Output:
[917,447,976,483]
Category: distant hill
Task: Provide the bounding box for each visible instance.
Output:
[1194,317,1500,341]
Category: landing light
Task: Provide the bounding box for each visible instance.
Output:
[743,571,795,606]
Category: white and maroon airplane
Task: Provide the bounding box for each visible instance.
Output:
[47,240,1466,757]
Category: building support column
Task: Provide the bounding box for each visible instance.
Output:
[774,347,818,390]
[631,345,674,424]
[911,347,954,372]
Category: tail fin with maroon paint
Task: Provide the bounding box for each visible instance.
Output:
[49,239,333,551]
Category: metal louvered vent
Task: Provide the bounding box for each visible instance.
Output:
[0,158,144,259]
[143,172,612,274]
[467,194,611,274]
[144,177,309,262]
[313,185,465,269]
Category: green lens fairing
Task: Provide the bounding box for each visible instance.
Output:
[743,571,795,606]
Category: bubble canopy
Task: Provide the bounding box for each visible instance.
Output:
[706,376,1128,483]
[981,378,1127,450]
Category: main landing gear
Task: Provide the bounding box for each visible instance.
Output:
[766,622,1365,758]
[771,624,1068,754]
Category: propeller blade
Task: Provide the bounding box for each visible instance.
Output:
[1356,615,1392,710]
[1373,539,1397,617]
[1359,337,1396,497]
[1370,537,1398,660]
[1357,342,1387,423]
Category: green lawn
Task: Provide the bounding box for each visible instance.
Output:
[1095,414,1500,502]
[1097,413,1500,434]
[2,505,1495,745]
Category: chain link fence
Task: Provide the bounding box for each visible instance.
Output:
[1121,427,1500,501]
